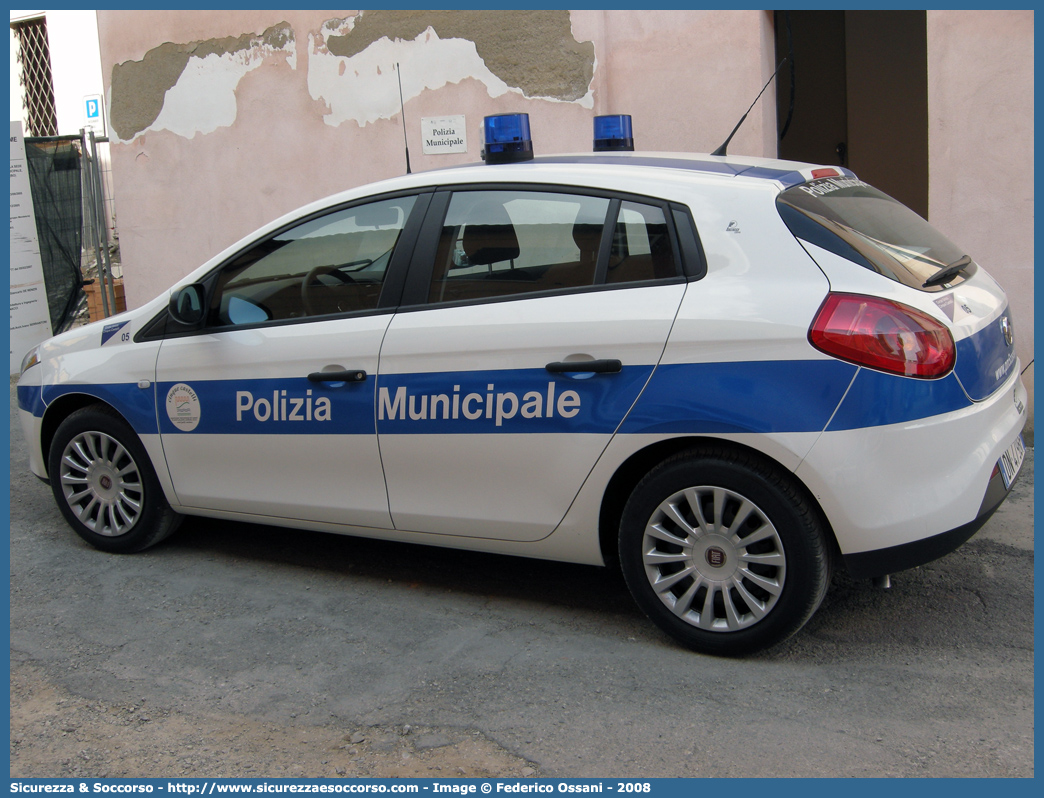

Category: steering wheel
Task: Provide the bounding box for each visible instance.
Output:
[300,263,364,316]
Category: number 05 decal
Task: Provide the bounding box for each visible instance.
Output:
[101,321,131,346]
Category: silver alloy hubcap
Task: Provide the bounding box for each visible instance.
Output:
[642,486,786,632]
[59,431,143,537]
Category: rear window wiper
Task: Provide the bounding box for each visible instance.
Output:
[923,255,972,288]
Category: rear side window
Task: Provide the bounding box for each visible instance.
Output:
[777,178,973,292]
[607,201,678,284]
[429,190,608,304]
[426,189,683,305]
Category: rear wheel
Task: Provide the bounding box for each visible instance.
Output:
[48,406,181,553]
[619,446,829,656]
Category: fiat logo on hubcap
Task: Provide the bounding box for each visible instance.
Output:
[705,547,727,568]
[100,475,113,490]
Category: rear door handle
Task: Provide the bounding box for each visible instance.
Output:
[307,369,367,382]
[545,359,622,374]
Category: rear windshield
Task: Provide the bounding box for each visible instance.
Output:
[777,177,974,292]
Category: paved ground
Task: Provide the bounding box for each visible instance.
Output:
[8,379,1034,777]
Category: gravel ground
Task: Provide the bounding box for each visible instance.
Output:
[11,661,536,778]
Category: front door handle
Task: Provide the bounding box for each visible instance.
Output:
[545,359,622,374]
[307,369,367,383]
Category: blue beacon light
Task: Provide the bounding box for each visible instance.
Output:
[593,114,634,152]
[482,113,534,164]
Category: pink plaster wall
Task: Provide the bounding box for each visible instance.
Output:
[570,10,775,155]
[96,10,777,307]
[927,10,1034,433]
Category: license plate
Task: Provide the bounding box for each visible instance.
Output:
[998,434,1026,489]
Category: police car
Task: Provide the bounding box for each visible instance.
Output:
[16,114,1027,656]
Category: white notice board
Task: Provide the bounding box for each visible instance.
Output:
[10,121,53,374]
[421,115,467,155]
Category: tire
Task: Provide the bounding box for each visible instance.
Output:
[619,445,830,656]
[47,405,182,553]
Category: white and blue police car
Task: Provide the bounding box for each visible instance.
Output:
[17,114,1027,655]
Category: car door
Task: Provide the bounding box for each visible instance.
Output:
[376,186,694,541]
[153,193,426,529]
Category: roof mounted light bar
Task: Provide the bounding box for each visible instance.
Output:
[482,113,534,164]
[593,114,634,152]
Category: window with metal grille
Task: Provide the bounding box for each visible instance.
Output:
[12,16,58,137]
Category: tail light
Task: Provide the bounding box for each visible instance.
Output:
[809,293,955,378]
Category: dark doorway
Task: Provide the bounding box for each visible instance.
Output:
[775,10,928,218]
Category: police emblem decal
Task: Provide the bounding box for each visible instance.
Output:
[166,383,202,432]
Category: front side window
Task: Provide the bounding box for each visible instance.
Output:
[208,196,416,326]
[428,190,610,304]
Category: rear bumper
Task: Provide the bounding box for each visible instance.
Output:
[796,366,1027,573]
[842,459,1019,579]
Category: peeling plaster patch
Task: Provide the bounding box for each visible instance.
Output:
[327,10,594,101]
[309,11,594,128]
[152,50,271,139]
[109,23,295,141]
[309,28,518,127]
[109,43,192,142]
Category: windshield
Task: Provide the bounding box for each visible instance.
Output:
[777,177,973,292]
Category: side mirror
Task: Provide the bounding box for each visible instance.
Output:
[168,283,205,326]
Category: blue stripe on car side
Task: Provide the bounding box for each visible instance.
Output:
[17,384,43,415]
[620,360,858,435]
[952,309,1016,402]
[826,370,970,431]
[26,358,977,438]
[27,383,159,434]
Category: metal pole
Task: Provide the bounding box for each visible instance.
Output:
[78,128,91,263]
[88,130,116,316]
[80,129,109,318]
[96,143,118,315]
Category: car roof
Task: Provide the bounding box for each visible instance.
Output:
[431,151,854,191]
[314,151,857,214]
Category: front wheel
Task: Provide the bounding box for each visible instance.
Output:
[48,406,181,553]
[619,446,830,656]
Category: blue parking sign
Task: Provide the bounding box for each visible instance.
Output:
[83,93,105,134]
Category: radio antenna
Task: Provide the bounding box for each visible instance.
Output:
[396,62,411,174]
[711,57,788,157]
